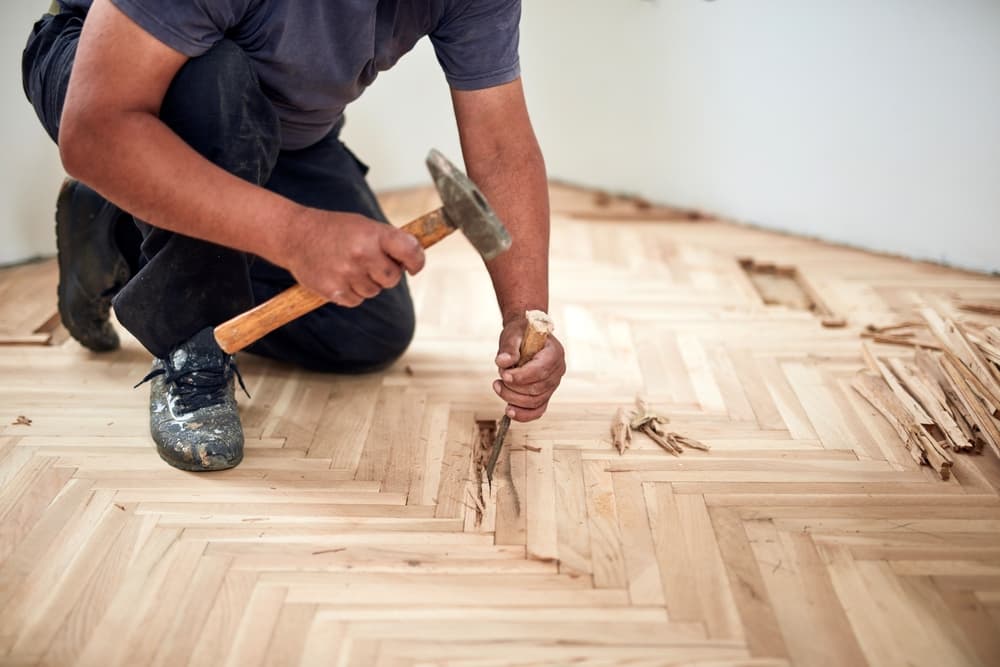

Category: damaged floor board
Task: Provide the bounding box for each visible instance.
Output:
[2,183,1000,666]
[739,256,846,328]
[0,260,68,346]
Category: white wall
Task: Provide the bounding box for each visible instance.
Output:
[3,2,997,272]
[345,0,1000,273]
[1,4,65,266]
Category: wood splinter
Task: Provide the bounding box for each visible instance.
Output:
[611,407,631,454]
[667,432,711,452]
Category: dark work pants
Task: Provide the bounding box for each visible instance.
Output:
[21,10,415,372]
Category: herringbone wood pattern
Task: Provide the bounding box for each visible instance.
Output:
[1,185,999,666]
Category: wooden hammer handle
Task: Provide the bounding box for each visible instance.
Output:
[213,208,453,354]
[398,208,453,248]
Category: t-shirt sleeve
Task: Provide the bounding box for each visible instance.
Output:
[110,0,245,57]
[429,0,521,90]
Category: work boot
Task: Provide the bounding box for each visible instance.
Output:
[55,178,136,352]
[136,327,248,471]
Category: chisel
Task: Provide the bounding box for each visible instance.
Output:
[485,310,553,486]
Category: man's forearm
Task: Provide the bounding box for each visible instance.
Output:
[464,137,550,324]
[61,109,302,269]
[450,79,550,325]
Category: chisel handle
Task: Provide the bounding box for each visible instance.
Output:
[213,209,454,354]
[514,310,553,367]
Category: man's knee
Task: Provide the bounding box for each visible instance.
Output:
[159,40,280,184]
[248,282,416,374]
[305,289,416,373]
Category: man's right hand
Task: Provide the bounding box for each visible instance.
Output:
[282,209,426,308]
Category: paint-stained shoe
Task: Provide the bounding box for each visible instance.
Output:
[137,327,248,471]
[54,178,135,352]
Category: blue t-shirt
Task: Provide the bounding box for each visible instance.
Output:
[61,0,521,150]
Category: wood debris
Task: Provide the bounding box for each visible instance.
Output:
[955,300,1000,317]
[860,321,941,350]
[852,372,949,475]
[969,326,1000,367]
[12,415,32,426]
[665,432,711,452]
[472,420,496,527]
[852,308,1000,478]
[630,397,680,456]
[922,308,1000,406]
[611,407,632,454]
[866,321,924,334]
[611,397,709,456]
[859,332,942,351]
[575,189,706,221]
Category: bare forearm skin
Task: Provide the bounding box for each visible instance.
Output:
[61,107,304,270]
[467,143,549,325]
[451,80,550,325]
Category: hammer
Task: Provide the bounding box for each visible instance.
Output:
[212,149,511,354]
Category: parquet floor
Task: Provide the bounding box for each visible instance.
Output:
[2,184,999,666]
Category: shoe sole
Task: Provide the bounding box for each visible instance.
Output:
[156,447,243,472]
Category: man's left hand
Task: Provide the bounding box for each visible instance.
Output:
[492,315,566,422]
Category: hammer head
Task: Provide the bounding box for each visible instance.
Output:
[426,149,512,261]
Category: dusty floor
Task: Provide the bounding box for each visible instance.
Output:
[1,184,999,666]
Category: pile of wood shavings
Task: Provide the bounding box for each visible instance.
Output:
[611,397,709,456]
[853,307,1000,480]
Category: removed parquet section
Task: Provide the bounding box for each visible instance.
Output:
[0,259,65,346]
[2,183,1000,666]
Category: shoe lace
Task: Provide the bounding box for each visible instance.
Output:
[135,359,250,413]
